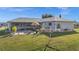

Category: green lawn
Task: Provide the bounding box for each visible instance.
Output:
[46,32,79,51]
[0,28,79,51]
[0,35,49,51]
[0,26,7,31]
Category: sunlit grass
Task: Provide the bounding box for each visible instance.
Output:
[0,35,48,51]
[0,26,7,31]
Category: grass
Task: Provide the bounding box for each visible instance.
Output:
[46,33,79,51]
[0,26,9,36]
[41,31,78,38]
[44,30,79,51]
[0,35,49,51]
[0,26,7,30]
[0,28,79,51]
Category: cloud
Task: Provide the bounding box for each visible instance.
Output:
[0,7,34,12]
[57,7,69,15]
[42,7,69,15]
[0,7,24,12]
[10,8,25,12]
[57,7,69,10]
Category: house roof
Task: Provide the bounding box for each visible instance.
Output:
[8,17,74,23]
[8,17,41,23]
[40,17,74,23]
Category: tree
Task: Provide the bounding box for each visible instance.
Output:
[12,26,17,33]
[42,14,53,18]
[31,21,41,34]
[59,14,62,18]
[31,22,40,29]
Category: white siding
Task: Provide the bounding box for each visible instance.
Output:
[42,21,74,32]
[50,22,55,31]
[41,22,55,31]
[60,22,74,31]
[42,22,49,29]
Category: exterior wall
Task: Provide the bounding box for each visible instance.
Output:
[8,21,74,32]
[8,22,39,31]
[50,22,55,31]
[60,22,74,31]
[10,22,32,31]
[41,22,56,32]
[41,21,74,32]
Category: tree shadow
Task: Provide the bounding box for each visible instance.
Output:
[44,44,60,51]
[40,31,79,38]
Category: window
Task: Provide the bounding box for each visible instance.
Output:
[57,24,60,29]
[49,22,52,26]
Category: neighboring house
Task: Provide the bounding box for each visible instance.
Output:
[0,23,7,27]
[7,16,74,32]
[0,23,7,31]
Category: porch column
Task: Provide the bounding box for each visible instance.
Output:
[54,22,57,32]
[7,23,11,31]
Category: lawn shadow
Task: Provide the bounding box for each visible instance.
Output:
[0,30,11,38]
[41,31,79,38]
[44,44,60,51]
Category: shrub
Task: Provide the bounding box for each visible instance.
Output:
[12,26,17,33]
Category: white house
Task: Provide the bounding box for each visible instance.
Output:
[7,16,74,32]
[40,17,74,32]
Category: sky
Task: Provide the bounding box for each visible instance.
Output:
[0,7,79,22]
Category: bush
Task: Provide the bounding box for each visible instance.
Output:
[12,26,17,33]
